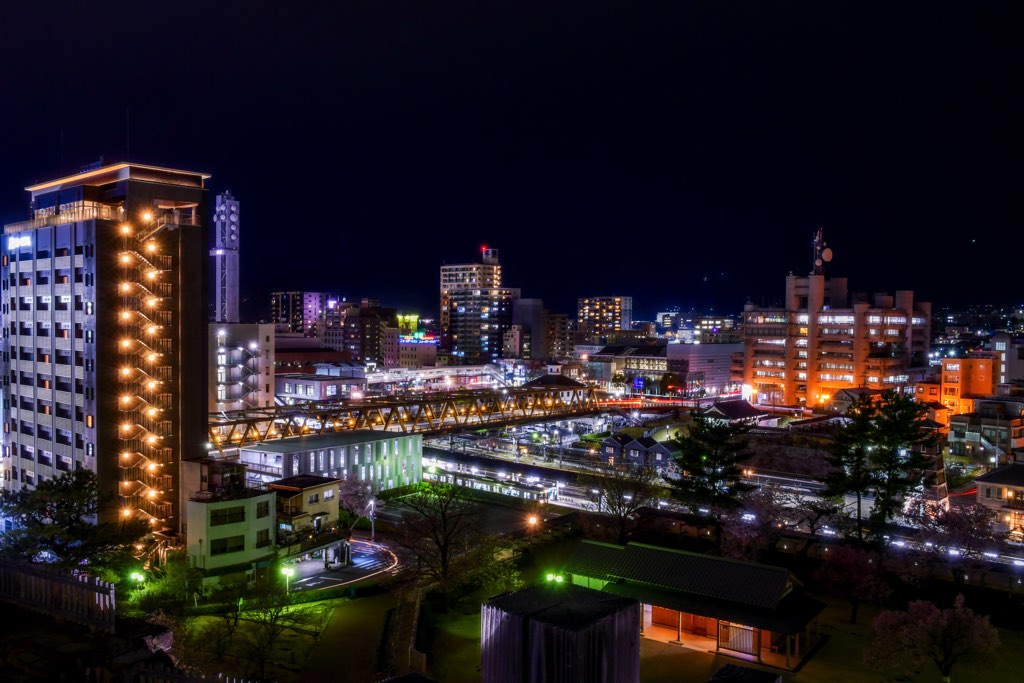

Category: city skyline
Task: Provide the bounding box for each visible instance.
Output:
[1,3,1019,320]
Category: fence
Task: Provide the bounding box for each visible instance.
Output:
[0,558,117,633]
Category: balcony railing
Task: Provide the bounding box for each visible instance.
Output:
[5,204,121,234]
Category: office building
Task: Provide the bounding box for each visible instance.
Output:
[577,296,633,338]
[741,231,930,407]
[986,333,1024,389]
[399,333,438,368]
[209,323,275,412]
[440,247,519,364]
[2,162,209,536]
[270,291,328,336]
[210,191,240,323]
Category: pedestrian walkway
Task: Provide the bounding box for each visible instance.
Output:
[303,592,397,682]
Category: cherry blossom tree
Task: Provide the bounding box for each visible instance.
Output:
[867,594,1000,683]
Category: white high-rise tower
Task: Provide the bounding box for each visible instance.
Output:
[211,192,240,322]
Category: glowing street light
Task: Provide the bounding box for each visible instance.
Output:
[281,565,294,591]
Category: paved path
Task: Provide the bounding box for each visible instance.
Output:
[303,592,397,682]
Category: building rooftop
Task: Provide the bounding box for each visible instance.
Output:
[267,474,341,491]
[567,541,790,610]
[521,374,588,389]
[239,430,412,454]
[702,400,767,421]
[485,583,637,631]
[25,162,209,195]
[565,541,824,635]
[975,464,1024,487]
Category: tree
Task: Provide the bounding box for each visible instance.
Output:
[244,587,310,681]
[869,391,939,534]
[337,477,379,532]
[580,463,662,545]
[814,545,890,624]
[786,494,845,555]
[904,498,1004,588]
[392,482,479,595]
[0,469,149,579]
[720,486,793,561]
[824,391,940,541]
[867,594,1000,683]
[670,412,753,513]
[823,394,877,543]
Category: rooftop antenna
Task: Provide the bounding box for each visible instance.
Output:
[812,225,833,275]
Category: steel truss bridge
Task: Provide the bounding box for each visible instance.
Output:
[208,386,600,451]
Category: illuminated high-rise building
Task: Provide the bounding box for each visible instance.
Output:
[440,247,519,364]
[577,296,633,338]
[210,191,240,323]
[1,162,209,538]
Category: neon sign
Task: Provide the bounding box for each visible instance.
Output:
[7,235,31,250]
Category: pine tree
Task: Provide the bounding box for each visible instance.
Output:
[670,411,753,512]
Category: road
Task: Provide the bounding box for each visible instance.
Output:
[287,539,399,593]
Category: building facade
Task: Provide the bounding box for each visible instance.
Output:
[2,162,210,536]
[440,247,518,364]
[238,431,422,492]
[742,259,930,407]
[210,192,240,323]
[270,291,328,336]
[209,323,275,412]
[577,296,633,338]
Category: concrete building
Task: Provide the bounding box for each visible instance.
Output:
[440,247,519,364]
[2,162,210,536]
[210,191,240,323]
[276,370,366,402]
[185,484,276,586]
[578,296,633,338]
[270,291,329,336]
[986,333,1024,390]
[209,323,275,412]
[266,473,341,536]
[238,431,422,492]
[398,334,438,368]
[975,464,1024,535]
[937,355,997,417]
[742,232,930,408]
[949,396,1024,465]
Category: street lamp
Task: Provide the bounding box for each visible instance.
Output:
[368,498,376,542]
[281,566,294,592]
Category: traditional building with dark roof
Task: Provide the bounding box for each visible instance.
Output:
[563,540,824,669]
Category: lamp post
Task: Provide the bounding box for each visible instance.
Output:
[368,498,376,542]
[281,566,294,592]
[527,514,539,549]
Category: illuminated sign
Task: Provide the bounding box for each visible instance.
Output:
[7,235,31,250]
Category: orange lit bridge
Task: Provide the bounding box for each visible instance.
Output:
[208,384,600,451]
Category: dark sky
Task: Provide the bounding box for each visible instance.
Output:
[1,2,1019,321]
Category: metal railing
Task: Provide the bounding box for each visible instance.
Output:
[5,204,121,234]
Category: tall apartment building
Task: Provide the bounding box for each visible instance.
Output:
[270,291,327,336]
[986,333,1024,389]
[440,247,518,364]
[577,296,633,338]
[210,192,240,323]
[209,323,275,412]
[2,162,209,535]
[742,233,930,407]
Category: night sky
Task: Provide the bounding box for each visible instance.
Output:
[1,2,1019,321]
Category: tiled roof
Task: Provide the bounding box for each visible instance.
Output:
[564,541,790,610]
[975,463,1024,487]
[703,400,767,420]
